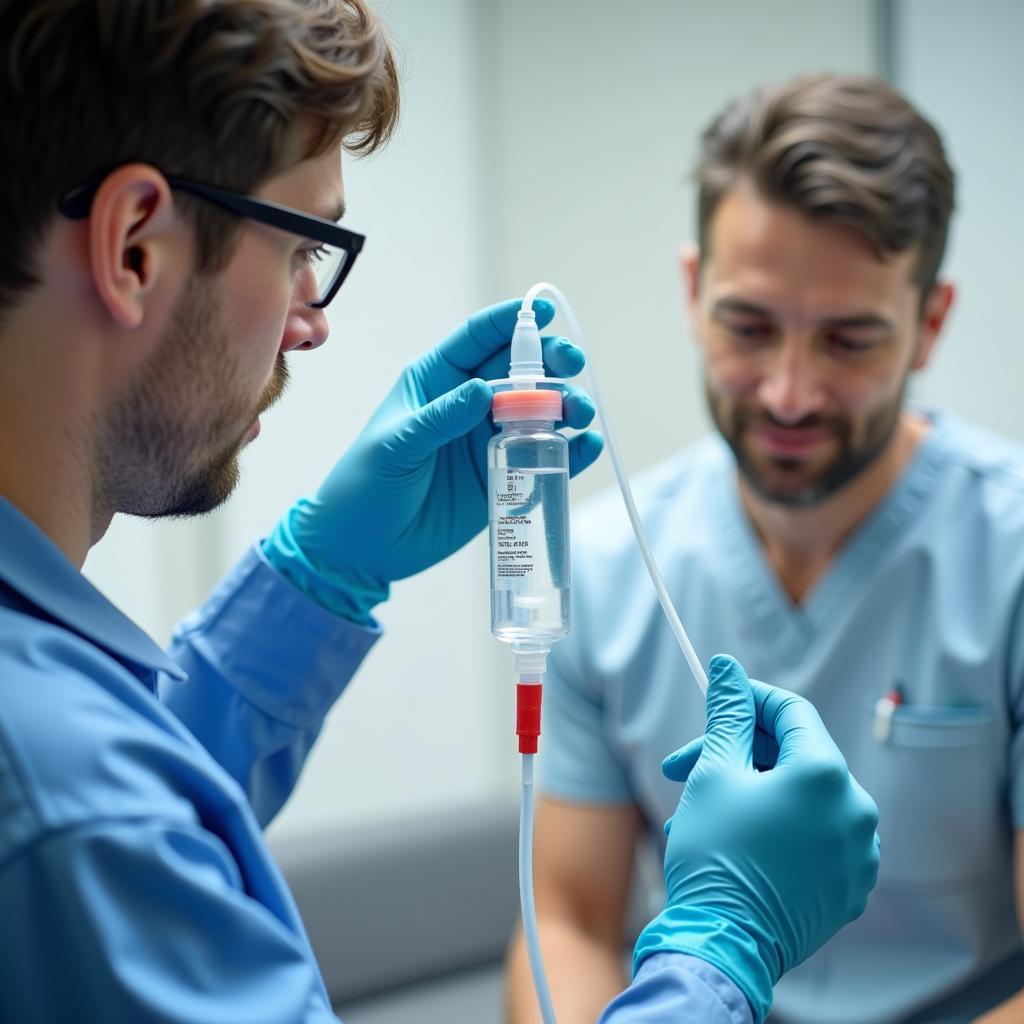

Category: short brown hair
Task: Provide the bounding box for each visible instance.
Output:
[696,73,955,296]
[0,0,399,316]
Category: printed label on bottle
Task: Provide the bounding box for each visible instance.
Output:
[492,469,537,587]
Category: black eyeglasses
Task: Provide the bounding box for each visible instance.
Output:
[58,174,365,309]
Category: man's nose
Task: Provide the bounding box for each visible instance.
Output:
[757,338,825,424]
[280,266,329,353]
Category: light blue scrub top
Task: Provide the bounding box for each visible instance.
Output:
[543,410,1024,1024]
[0,497,753,1023]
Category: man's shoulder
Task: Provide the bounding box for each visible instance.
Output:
[929,413,1024,534]
[0,606,202,862]
[0,599,157,716]
[573,435,729,556]
[936,412,1024,491]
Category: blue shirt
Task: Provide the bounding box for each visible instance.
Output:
[542,410,1024,1023]
[601,953,753,1023]
[0,497,752,1023]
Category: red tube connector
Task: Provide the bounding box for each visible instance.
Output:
[516,683,543,754]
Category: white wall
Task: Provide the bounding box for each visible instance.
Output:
[894,0,1024,438]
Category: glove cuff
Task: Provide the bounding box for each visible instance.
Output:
[633,906,776,1024]
[263,507,390,627]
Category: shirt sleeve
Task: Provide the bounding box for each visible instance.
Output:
[0,817,338,1023]
[539,623,634,804]
[1005,574,1024,827]
[161,544,381,827]
[1009,650,1024,829]
[597,953,755,1024]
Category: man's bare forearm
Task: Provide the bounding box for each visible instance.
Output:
[506,920,627,1024]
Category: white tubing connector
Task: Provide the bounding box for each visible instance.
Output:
[512,643,549,679]
[509,308,544,382]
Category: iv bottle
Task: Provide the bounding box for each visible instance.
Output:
[488,388,571,646]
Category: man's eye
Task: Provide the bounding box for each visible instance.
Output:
[828,333,874,354]
[302,245,330,265]
[726,321,773,340]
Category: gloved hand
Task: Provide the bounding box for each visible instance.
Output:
[633,655,880,1024]
[264,298,602,622]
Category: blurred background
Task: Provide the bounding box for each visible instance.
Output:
[84,0,1023,845]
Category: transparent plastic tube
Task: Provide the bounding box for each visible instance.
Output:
[522,281,708,694]
[519,753,557,1024]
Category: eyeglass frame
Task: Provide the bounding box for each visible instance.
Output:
[57,173,365,309]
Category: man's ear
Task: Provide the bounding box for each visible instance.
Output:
[87,164,178,330]
[912,279,955,372]
[679,242,702,340]
[679,242,700,302]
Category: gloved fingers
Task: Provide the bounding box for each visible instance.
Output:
[851,796,883,917]
[846,774,882,903]
[541,335,587,378]
[436,298,557,374]
[394,379,493,462]
[473,334,585,386]
[662,724,778,782]
[749,679,843,769]
[700,654,755,770]
[753,727,780,769]
[567,431,604,478]
[560,383,597,430]
[661,736,704,782]
[848,773,881,844]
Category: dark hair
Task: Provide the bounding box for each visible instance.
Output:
[0,0,400,316]
[696,72,955,296]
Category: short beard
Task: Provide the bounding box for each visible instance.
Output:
[95,276,289,521]
[707,381,905,508]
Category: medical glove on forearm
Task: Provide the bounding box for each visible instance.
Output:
[633,655,880,1024]
[264,298,602,624]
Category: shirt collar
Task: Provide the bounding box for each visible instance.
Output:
[0,498,186,682]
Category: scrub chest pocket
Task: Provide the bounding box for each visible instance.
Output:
[857,702,1002,887]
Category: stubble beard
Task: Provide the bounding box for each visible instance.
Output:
[95,275,289,521]
[706,380,906,508]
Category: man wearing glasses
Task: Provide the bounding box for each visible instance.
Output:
[0,3,878,1022]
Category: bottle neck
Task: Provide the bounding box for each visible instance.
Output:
[496,418,556,431]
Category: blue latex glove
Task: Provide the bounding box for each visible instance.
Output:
[634,654,880,1024]
[264,298,602,623]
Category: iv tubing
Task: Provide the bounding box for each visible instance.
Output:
[522,282,709,694]
[519,753,557,1024]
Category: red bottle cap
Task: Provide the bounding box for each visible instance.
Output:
[493,389,562,423]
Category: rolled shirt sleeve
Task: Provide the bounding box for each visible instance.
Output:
[162,544,380,827]
[598,953,755,1024]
